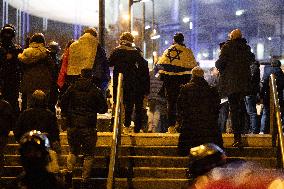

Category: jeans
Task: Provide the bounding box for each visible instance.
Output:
[147,100,161,132]
[260,105,269,133]
[218,101,229,133]
[245,95,258,133]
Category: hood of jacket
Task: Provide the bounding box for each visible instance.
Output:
[73,78,95,92]
[18,42,49,64]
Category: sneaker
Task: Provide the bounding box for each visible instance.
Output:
[134,129,144,133]
[167,126,177,133]
[259,132,264,134]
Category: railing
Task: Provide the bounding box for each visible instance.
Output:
[269,74,284,168]
[107,73,124,189]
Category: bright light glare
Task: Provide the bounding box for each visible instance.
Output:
[257,43,264,60]
[145,25,151,30]
[119,4,123,11]
[151,35,160,40]
[122,14,130,21]
[164,40,169,45]
[202,52,209,58]
[131,30,139,36]
[153,29,157,34]
[189,22,193,30]
[8,0,118,26]
[235,9,245,16]
[183,17,190,23]
[268,37,272,41]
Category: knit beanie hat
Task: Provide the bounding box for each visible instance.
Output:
[120,32,134,43]
[192,66,204,78]
[30,33,46,45]
[229,29,242,40]
[83,27,98,37]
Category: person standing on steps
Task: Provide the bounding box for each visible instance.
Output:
[109,32,150,134]
[157,32,197,133]
[216,29,255,148]
[60,68,108,183]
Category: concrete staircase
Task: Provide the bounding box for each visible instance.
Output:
[1,132,277,189]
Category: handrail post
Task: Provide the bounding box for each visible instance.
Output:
[107,73,123,189]
[270,74,284,168]
[270,78,275,135]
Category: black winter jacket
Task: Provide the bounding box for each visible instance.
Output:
[177,77,223,155]
[15,107,59,142]
[249,61,260,96]
[109,44,150,101]
[216,38,255,97]
[61,77,108,129]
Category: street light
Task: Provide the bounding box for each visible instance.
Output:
[128,0,155,60]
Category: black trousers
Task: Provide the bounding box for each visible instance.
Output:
[164,75,191,127]
[124,94,144,133]
[228,93,247,141]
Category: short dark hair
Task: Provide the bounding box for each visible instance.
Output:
[271,59,281,67]
[174,32,184,44]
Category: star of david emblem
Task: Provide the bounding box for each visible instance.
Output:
[166,47,183,63]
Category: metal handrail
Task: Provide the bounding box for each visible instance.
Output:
[107,73,123,189]
[269,74,284,168]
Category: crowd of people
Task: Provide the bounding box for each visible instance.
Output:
[0,23,284,188]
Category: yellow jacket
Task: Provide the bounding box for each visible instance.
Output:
[157,44,197,76]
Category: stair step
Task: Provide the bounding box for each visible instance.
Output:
[0,177,189,189]
[3,166,188,179]
[72,177,190,189]
[4,155,277,168]
[8,132,273,147]
[5,144,276,158]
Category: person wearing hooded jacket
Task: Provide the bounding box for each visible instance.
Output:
[0,24,23,115]
[14,90,60,145]
[157,32,197,133]
[215,29,255,147]
[60,68,108,180]
[18,33,57,111]
[66,28,110,92]
[109,32,150,133]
